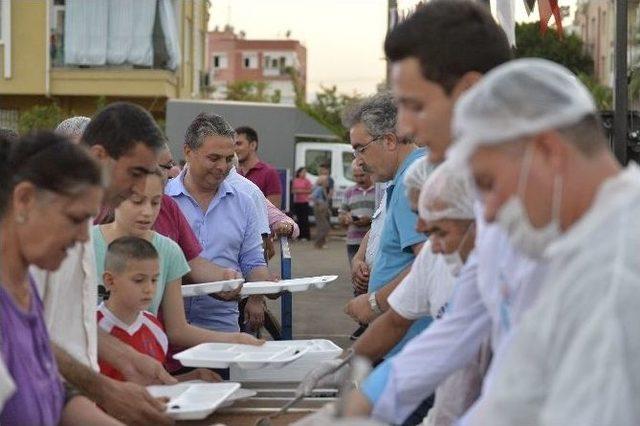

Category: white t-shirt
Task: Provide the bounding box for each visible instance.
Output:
[30,232,99,370]
[388,241,454,320]
[0,357,15,411]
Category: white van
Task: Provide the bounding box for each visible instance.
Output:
[294,141,354,211]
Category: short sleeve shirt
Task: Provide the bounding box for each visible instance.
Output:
[369,148,427,291]
[242,161,282,197]
[97,304,168,381]
[93,227,191,315]
[388,242,455,321]
[154,195,203,261]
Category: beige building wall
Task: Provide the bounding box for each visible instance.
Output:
[0,0,209,126]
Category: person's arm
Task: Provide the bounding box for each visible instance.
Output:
[266,199,299,239]
[366,255,492,423]
[266,194,282,209]
[53,344,172,425]
[60,395,123,426]
[186,256,243,300]
[344,256,415,325]
[353,309,414,362]
[243,266,274,330]
[160,279,262,346]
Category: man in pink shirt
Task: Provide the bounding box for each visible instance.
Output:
[234,126,283,208]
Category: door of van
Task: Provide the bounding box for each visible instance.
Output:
[295,142,354,213]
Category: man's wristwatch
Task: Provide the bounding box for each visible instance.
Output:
[368,291,382,315]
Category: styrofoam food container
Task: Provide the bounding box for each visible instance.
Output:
[240,275,339,297]
[147,382,240,420]
[230,339,343,382]
[174,341,311,370]
[181,278,244,297]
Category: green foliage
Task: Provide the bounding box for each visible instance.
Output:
[96,95,107,111]
[18,103,64,134]
[578,73,613,110]
[225,80,281,103]
[297,85,363,139]
[515,22,594,76]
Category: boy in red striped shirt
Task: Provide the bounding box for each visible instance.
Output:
[98,236,219,383]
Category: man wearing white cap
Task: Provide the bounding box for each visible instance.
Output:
[449,58,640,425]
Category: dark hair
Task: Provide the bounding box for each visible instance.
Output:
[295,167,306,177]
[82,102,165,159]
[185,112,235,149]
[0,128,19,144]
[384,0,512,93]
[105,236,159,274]
[0,132,103,217]
[235,126,259,150]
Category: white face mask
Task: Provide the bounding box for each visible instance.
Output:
[496,145,563,259]
[441,223,474,277]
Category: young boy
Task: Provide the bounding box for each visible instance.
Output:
[98,236,219,382]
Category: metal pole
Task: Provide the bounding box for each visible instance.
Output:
[386,0,398,87]
[614,0,629,164]
[280,236,293,340]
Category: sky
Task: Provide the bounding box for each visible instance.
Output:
[209,0,575,99]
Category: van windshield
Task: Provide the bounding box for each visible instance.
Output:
[342,151,354,181]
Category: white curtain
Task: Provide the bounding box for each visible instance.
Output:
[64,0,108,65]
[158,0,180,71]
[494,0,516,47]
[65,0,174,68]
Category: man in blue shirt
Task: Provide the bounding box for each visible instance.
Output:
[343,92,430,355]
[166,112,272,333]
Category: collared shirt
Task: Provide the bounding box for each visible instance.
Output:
[154,195,203,261]
[369,148,427,291]
[166,169,266,332]
[227,168,271,236]
[30,231,99,370]
[340,184,376,245]
[241,160,282,198]
[368,148,429,357]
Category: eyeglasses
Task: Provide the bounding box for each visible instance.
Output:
[352,135,384,158]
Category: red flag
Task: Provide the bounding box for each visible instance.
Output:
[538,0,564,38]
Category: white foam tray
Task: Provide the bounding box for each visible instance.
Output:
[147,382,240,420]
[181,278,244,297]
[174,341,311,370]
[230,339,343,382]
[240,275,339,297]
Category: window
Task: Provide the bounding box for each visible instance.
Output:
[213,54,227,69]
[342,152,354,181]
[242,53,257,69]
[305,150,332,176]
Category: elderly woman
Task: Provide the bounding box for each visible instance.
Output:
[0,132,119,425]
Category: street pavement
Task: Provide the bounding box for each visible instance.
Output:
[265,232,357,349]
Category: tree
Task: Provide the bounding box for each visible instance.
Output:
[18,103,64,134]
[225,80,281,103]
[515,22,593,76]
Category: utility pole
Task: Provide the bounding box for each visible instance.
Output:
[614,0,629,164]
[386,0,398,88]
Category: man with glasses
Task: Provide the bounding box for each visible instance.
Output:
[342,92,430,354]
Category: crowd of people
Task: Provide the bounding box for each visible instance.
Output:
[0,105,300,424]
[2,0,640,425]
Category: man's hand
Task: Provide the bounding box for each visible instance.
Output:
[120,351,177,386]
[338,213,352,227]
[345,294,376,324]
[98,378,172,426]
[244,296,266,331]
[295,358,350,397]
[221,268,242,280]
[273,221,294,237]
[351,259,369,294]
[354,216,372,227]
[233,332,265,346]
[210,284,243,301]
[264,237,276,260]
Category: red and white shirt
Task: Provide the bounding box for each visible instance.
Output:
[97,303,168,381]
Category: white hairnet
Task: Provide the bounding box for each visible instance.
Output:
[448,58,596,163]
[404,156,437,196]
[418,160,475,222]
[55,116,91,139]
